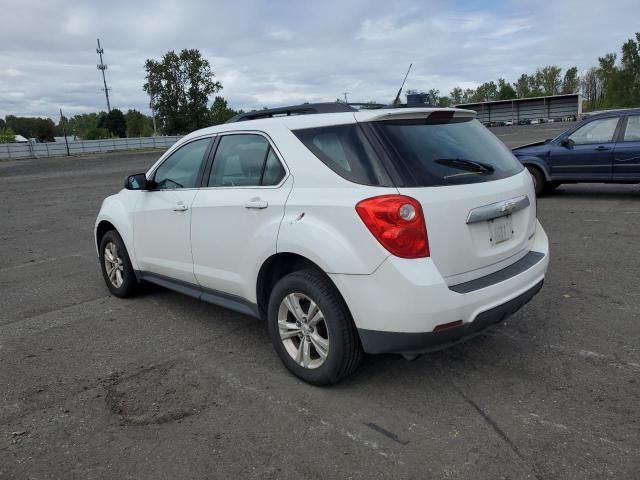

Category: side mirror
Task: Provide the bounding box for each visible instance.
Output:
[560,138,574,149]
[124,173,149,190]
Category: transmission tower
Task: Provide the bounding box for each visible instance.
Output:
[96,38,111,113]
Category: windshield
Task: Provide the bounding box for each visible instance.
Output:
[373,118,524,187]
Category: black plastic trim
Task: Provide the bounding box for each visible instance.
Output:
[448,251,545,294]
[226,102,357,123]
[358,279,543,355]
[138,271,260,318]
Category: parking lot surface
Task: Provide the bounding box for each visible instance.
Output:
[1,124,639,479]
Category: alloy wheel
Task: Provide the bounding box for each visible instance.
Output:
[103,241,124,288]
[277,292,330,369]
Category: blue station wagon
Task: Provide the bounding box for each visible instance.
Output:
[512,109,640,195]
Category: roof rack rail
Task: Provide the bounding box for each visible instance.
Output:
[226,102,357,123]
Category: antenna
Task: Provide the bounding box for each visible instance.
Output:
[96,38,112,113]
[392,63,412,106]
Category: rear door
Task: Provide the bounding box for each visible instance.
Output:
[190,132,292,300]
[549,117,620,180]
[613,114,640,180]
[368,114,536,283]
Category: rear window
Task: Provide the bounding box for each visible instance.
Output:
[293,124,393,186]
[374,118,524,187]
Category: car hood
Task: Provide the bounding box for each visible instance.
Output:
[512,140,551,155]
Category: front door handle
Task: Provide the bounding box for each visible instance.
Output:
[244,199,268,209]
[173,204,189,212]
[594,146,611,151]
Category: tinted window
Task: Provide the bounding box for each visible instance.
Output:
[262,148,286,185]
[374,118,523,187]
[569,117,618,145]
[293,124,392,186]
[208,134,285,187]
[623,116,640,141]
[154,138,210,189]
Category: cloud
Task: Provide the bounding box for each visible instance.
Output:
[0,0,638,119]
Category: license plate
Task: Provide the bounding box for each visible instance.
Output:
[489,215,513,245]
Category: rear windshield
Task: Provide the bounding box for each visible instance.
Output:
[374,118,523,187]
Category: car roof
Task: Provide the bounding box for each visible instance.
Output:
[583,108,640,119]
[182,107,477,140]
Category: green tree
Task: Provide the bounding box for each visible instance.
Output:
[472,81,498,102]
[581,67,604,111]
[535,66,562,96]
[143,49,222,134]
[513,74,531,98]
[0,127,16,143]
[437,96,451,107]
[209,96,238,124]
[496,78,516,100]
[5,116,55,142]
[463,88,475,103]
[103,108,127,137]
[561,67,580,94]
[449,87,463,105]
[83,127,111,140]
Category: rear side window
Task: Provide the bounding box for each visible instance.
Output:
[293,124,392,186]
[373,118,524,187]
[623,116,640,141]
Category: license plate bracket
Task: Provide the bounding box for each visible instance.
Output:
[488,215,514,245]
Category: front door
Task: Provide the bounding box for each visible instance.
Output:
[191,133,293,301]
[549,116,620,181]
[613,114,640,181]
[134,137,212,283]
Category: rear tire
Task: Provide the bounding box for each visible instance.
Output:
[267,269,363,385]
[526,165,545,196]
[99,230,141,298]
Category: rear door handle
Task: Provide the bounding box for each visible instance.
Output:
[244,199,268,209]
[173,204,189,212]
[594,146,611,151]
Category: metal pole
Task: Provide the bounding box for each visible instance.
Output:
[60,108,70,156]
[96,39,111,113]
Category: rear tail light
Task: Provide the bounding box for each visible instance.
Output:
[355,195,429,258]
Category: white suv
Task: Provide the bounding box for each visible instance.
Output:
[95,103,549,385]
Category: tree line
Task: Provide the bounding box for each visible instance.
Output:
[407,32,639,112]
[1,33,638,143]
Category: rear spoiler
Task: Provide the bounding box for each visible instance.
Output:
[356,108,476,123]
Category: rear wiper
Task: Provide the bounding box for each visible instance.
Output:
[435,158,495,175]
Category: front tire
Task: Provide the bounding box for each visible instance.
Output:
[99,230,140,298]
[267,269,363,385]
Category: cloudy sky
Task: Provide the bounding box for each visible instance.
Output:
[0,0,638,119]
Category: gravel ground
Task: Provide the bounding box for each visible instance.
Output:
[1,124,639,479]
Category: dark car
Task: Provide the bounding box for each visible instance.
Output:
[512,108,640,195]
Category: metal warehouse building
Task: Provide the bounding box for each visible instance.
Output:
[455,93,581,125]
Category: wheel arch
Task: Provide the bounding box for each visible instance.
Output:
[95,220,117,252]
[519,157,551,181]
[256,252,344,320]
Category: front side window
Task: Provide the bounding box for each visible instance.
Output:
[208,134,285,187]
[153,138,210,189]
[568,117,619,145]
[623,116,640,142]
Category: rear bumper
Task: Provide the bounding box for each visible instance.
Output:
[329,220,549,354]
[358,279,543,355]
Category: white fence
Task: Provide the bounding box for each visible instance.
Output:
[0,135,183,160]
